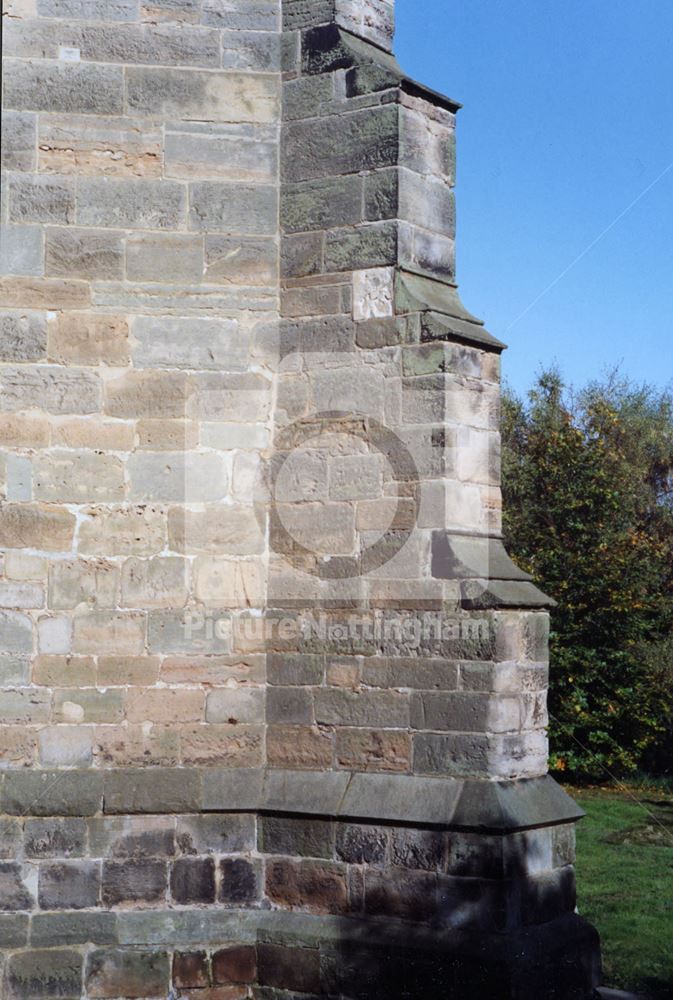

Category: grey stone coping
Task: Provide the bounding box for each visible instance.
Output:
[430,532,556,609]
[300,23,462,114]
[395,269,506,351]
[28,905,597,962]
[0,769,584,831]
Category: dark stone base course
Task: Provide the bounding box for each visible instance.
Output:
[0,912,600,999]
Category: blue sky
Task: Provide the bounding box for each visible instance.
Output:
[396,0,673,396]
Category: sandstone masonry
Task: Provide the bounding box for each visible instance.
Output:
[0,0,600,997]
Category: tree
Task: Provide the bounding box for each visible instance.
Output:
[501,370,673,780]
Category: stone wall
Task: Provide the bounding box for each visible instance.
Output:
[0,0,600,996]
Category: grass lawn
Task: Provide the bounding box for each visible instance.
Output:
[570,786,673,998]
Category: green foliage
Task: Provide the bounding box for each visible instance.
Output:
[501,370,673,780]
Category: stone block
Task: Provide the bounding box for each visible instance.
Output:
[103,768,201,813]
[8,174,75,225]
[314,688,409,727]
[34,451,125,503]
[127,67,278,123]
[212,945,257,985]
[2,770,103,816]
[105,370,188,419]
[85,949,170,999]
[0,655,30,685]
[49,559,119,610]
[31,911,117,947]
[201,0,279,31]
[0,365,100,414]
[413,732,491,778]
[0,687,50,723]
[164,127,277,182]
[219,857,262,904]
[261,816,334,859]
[78,505,166,557]
[221,28,281,70]
[168,505,264,556]
[73,610,146,656]
[266,686,313,724]
[0,608,32,652]
[281,176,362,233]
[204,235,277,285]
[0,224,44,276]
[180,723,264,767]
[0,862,34,910]
[0,414,50,449]
[281,231,322,277]
[283,105,399,183]
[38,0,139,18]
[126,233,204,283]
[148,608,233,655]
[126,687,204,724]
[33,655,96,687]
[0,912,28,948]
[38,114,162,178]
[120,556,188,608]
[264,858,348,915]
[136,420,199,452]
[267,653,324,685]
[101,859,167,908]
[176,814,255,855]
[189,182,277,234]
[205,687,265,724]
[257,942,321,994]
[325,221,398,272]
[128,452,229,503]
[1,111,37,171]
[46,227,124,280]
[77,177,186,230]
[193,556,265,608]
[94,724,180,768]
[24,818,87,859]
[54,687,125,724]
[335,728,411,772]
[97,655,160,686]
[173,951,210,989]
[0,580,44,609]
[170,857,216,904]
[39,726,94,767]
[7,950,83,1000]
[3,59,124,115]
[0,276,91,310]
[88,816,175,859]
[132,315,245,371]
[336,823,389,865]
[47,313,129,366]
[38,615,72,655]
[38,860,100,910]
[0,725,38,767]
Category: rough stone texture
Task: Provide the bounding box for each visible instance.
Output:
[0,0,599,996]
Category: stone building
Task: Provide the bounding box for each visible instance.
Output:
[0,0,600,996]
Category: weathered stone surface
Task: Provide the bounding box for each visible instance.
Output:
[3,59,124,115]
[1,111,37,171]
[2,770,103,816]
[0,224,44,277]
[132,316,245,371]
[127,68,279,123]
[126,233,204,283]
[189,182,277,234]
[38,115,162,178]
[7,949,83,1000]
[34,451,126,503]
[85,949,170,999]
[8,174,75,225]
[0,366,100,415]
[76,177,186,230]
[38,861,100,910]
[78,506,166,557]
[46,227,124,280]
